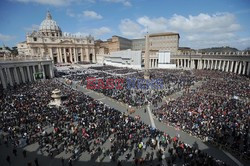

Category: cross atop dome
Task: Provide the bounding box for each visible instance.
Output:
[46,11,52,20]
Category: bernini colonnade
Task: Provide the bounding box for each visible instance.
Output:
[172,53,250,76]
[0,58,54,89]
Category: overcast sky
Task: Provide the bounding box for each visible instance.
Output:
[0,0,250,50]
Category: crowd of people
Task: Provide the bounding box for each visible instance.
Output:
[0,79,227,166]
[64,67,197,107]
[152,71,250,160]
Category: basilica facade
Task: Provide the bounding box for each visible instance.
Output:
[18,11,96,64]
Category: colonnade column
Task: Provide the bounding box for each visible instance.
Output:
[226,61,230,72]
[33,66,36,80]
[234,61,238,73]
[214,60,218,70]
[218,60,222,70]
[242,61,246,75]
[247,62,250,75]
[238,62,242,75]
[13,67,19,84]
[230,61,234,72]
[222,61,226,71]
[19,67,26,83]
[0,68,7,89]
[200,60,203,69]
[211,60,214,70]
[26,66,32,82]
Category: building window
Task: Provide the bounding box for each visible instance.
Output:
[33,37,37,41]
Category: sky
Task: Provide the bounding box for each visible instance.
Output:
[0,0,250,50]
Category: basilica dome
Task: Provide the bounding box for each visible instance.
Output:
[39,11,62,36]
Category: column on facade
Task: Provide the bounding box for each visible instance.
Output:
[234,61,238,73]
[58,47,63,63]
[13,67,20,84]
[90,48,95,63]
[26,66,32,82]
[20,67,26,83]
[56,48,60,63]
[49,64,54,78]
[58,48,62,63]
[49,48,53,60]
[155,59,157,68]
[180,59,183,68]
[242,61,246,75]
[0,68,7,89]
[93,48,96,63]
[85,47,89,62]
[57,48,61,63]
[74,48,78,63]
[69,48,73,63]
[238,62,242,75]
[63,48,67,63]
[81,48,84,62]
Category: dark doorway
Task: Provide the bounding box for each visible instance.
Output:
[53,57,58,64]
[89,53,93,63]
[67,57,70,63]
[194,60,198,69]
